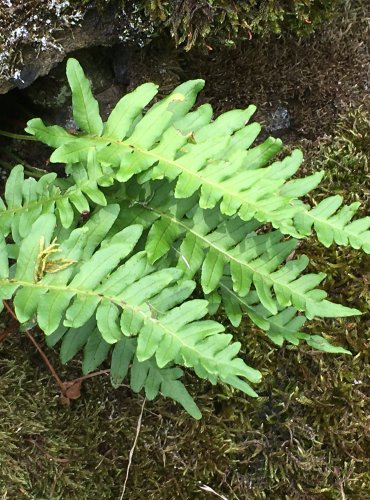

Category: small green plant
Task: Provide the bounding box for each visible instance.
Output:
[0,58,369,418]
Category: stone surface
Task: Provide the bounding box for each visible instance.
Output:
[0,1,155,94]
[265,104,291,134]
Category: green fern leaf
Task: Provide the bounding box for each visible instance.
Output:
[112,341,202,418]
[110,337,137,387]
[2,58,365,417]
[66,58,103,135]
[25,59,369,252]
[295,196,370,253]
[153,365,202,419]
[104,82,158,140]
[82,327,111,374]
[0,164,109,238]
[60,318,97,364]
[25,118,76,148]
[1,165,56,239]
[26,59,324,236]
[218,283,351,354]
[304,335,351,354]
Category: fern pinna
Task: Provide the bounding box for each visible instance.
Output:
[0,58,368,418]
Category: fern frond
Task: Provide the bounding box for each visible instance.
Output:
[1,57,366,418]
[0,206,261,400]
[25,58,369,252]
[25,58,325,237]
[110,179,360,320]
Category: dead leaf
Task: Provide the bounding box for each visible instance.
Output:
[60,379,82,405]
[63,379,82,400]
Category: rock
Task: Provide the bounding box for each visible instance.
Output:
[267,104,291,132]
[265,104,291,134]
[95,84,124,120]
[0,2,155,95]
[11,66,39,90]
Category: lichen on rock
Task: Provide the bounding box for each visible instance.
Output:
[0,0,155,94]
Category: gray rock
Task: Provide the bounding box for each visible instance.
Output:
[0,3,155,94]
[265,104,291,133]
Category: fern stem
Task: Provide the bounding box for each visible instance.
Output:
[3,148,49,178]
[0,159,44,179]
[3,148,34,170]
[71,370,110,383]
[0,130,37,141]
[25,329,66,393]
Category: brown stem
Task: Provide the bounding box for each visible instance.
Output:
[72,370,110,383]
[2,300,17,321]
[25,329,66,393]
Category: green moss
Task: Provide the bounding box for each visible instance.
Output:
[0,105,369,498]
[0,0,343,65]
[0,0,351,87]
[135,0,344,49]
[310,107,370,206]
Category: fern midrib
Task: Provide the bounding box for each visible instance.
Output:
[1,194,63,217]
[1,277,228,373]
[135,201,317,312]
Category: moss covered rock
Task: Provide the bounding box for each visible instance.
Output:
[137,0,344,49]
[0,0,344,94]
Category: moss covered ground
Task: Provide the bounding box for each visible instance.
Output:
[0,1,369,498]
